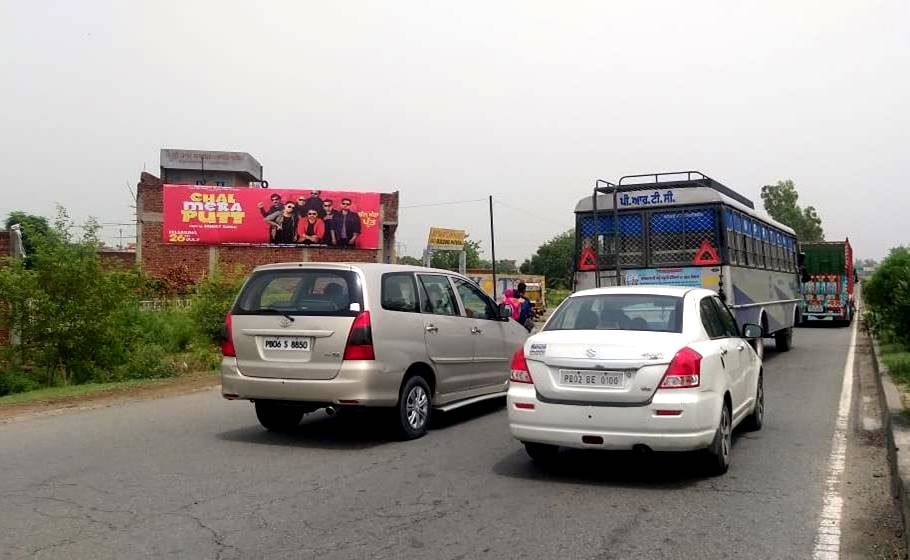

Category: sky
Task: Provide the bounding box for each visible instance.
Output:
[1,1,907,262]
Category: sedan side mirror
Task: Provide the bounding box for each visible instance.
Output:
[742,323,763,339]
[498,303,513,322]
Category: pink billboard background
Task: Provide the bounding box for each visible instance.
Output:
[162,185,381,249]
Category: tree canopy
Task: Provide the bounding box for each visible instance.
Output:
[5,211,50,268]
[760,180,824,242]
[520,230,575,289]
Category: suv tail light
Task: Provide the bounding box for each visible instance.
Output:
[510,348,533,384]
[343,311,375,360]
[221,313,236,357]
[659,347,701,389]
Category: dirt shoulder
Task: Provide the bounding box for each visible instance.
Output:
[0,371,220,423]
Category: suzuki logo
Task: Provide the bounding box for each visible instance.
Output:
[279,317,292,328]
[585,348,597,358]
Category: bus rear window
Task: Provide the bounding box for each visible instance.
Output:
[233,269,363,316]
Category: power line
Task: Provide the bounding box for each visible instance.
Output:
[399,198,486,209]
[493,199,552,223]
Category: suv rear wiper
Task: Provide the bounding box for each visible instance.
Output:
[258,307,295,322]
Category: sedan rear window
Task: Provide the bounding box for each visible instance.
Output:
[233,269,363,316]
[544,294,683,333]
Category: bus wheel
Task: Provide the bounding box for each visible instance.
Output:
[775,327,793,352]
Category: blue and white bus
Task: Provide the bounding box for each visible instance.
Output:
[574,172,802,356]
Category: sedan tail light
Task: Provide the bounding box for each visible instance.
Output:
[510,348,533,384]
[659,347,701,389]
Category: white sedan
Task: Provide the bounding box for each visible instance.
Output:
[507,286,764,475]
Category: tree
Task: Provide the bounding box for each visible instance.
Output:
[520,230,575,289]
[863,247,910,344]
[760,180,824,242]
[430,238,486,271]
[5,211,50,268]
[397,255,422,266]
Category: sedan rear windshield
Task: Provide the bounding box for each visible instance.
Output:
[233,269,363,317]
[545,294,683,333]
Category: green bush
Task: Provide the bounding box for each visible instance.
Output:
[0,371,41,396]
[864,247,910,347]
[883,352,910,385]
[190,272,245,343]
[112,344,179,381]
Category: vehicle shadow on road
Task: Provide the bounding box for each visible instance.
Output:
[215,398,506,450]
[492,433,750,489]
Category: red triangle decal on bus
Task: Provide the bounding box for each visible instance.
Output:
[578,246,598,271]
[693,239,721,265]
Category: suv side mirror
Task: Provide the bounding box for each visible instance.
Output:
[742,323,763,339]
[498,303,513,322]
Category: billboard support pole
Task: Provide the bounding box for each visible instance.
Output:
[489,195,497,301]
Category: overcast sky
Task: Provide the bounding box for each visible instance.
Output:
[1,1,907,261]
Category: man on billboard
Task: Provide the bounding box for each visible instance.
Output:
[300,190,326,218]
[257,193,283,217]
[322,199,337,245]
[297,209,326,245]
[265,202,299,244]
[332,197,362,248]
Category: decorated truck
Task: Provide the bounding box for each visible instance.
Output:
[799,239,856,325]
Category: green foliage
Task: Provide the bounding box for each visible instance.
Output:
[111,344,179,381]
[520,230,575,289]
[863,247,910,346]
[397,255,422,266]
[760,180,824,242]
[883,352,910,385]
[546,288,570,309]
[0,370,41,397]
[5,211,50,269]
[190,272,245,343]
[430,237,487,271]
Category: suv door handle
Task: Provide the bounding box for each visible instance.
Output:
[720,348,729,356]
[425,324,438,333]
[737,345,745,352]
[471,326,483,335]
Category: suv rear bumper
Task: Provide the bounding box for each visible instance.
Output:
[507,383,720,451]
[221,358,402,406]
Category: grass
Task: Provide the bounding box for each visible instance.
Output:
[0,370,218,407]
[883,351,910,385]
[546,288,571,309]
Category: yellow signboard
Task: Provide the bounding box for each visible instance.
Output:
[427,227,466,251]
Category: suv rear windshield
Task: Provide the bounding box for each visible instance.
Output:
[545,294,683,333]
[233,269,363,317]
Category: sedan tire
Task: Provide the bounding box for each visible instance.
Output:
[255,401,305,432]
[741,372,764,432]
[524,442,560,465]
[704,401,732,476]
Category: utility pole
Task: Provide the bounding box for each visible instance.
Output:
[489,195,497,301]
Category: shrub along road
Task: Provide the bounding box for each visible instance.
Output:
[0,326,901,559]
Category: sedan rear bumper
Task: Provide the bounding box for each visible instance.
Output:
[507,383,721,451]
[220,358,402,406]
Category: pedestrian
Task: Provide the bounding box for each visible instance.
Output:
[332,197,362,248]
[501,289,522,321]
[515,281,535,331]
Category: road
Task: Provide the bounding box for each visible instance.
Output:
[0,325,874,559]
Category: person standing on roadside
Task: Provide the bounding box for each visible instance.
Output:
[515,282,535,332]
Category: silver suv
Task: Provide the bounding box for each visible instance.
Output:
[221,263,529,438]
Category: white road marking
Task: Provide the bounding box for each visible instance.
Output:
[812,319,858,560]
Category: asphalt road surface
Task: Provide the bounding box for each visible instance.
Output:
[0,326,856,559]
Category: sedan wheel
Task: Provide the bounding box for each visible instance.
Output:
[705,402,732,475]
[742,373,764,432]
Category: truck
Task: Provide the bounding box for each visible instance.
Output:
[799,239,856,325]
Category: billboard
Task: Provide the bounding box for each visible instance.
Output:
[162,185,381,249]
[427,227,466,251]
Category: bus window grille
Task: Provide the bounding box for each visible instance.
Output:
[650,209,719,266]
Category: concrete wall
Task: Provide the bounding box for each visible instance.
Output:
[136,172,399,282]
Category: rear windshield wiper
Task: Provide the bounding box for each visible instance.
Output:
[257,307,295,322]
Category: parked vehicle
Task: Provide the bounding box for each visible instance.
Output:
[467,272,547,316]
[575,171,802,356]
[799,239,856,325]
[507,286,764,475]
[221,263,529,438]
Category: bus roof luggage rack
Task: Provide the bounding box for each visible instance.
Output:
[595,171,755,210]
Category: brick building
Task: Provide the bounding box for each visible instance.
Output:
[136,171,399,282]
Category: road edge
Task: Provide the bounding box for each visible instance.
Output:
[870,331,910,555]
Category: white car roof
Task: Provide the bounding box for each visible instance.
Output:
[569,285,713,299]
[251,261,457,276]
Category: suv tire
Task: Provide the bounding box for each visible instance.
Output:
[524,442,559,465]
[255,401,305,432]
[395,376,432,440]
